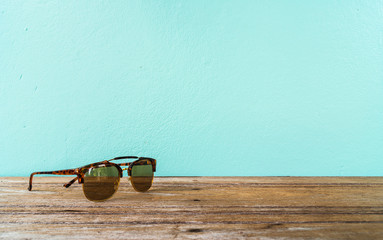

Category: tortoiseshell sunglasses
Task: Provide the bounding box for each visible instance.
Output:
[28,156,157,201]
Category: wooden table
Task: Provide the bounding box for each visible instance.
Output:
[0,177,382,239]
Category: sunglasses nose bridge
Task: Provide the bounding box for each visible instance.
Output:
[122,167,129,175]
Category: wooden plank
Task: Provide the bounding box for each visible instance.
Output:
[0,177,382,239]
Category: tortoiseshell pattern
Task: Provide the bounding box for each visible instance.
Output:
[28,156,157,191]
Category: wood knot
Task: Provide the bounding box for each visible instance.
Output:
[187,228,203,233]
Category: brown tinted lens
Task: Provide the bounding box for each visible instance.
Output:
[83,165,120,201]
[131,160,153,192]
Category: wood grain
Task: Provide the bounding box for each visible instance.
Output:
[0,177,382,239]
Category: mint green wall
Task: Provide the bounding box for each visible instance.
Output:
[1,1,383,176]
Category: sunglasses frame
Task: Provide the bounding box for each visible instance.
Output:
[28,156,156,192]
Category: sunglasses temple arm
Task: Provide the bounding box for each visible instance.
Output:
[28,169,78,191]
[63,176,80,188]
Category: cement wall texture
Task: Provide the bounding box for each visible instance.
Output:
[1,1,383,176]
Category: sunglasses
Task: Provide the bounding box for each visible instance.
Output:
[28,156,157,201]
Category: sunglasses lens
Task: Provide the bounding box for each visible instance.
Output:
[83,165,120,201]
[130,160,153,192]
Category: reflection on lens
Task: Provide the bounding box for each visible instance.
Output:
[83,165,120,201]
[131,161,153,192]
